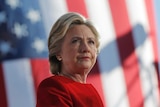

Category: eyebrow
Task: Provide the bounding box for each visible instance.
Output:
[71,36,96,40]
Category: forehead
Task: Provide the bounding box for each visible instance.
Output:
[65,25,95,38]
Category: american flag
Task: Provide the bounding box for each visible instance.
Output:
[0,0,159,107]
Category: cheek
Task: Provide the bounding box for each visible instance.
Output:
[62,46,78,58]
[91,48,98,61]
[92,47,98,55]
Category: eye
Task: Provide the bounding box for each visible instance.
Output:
[72,39,78,43]
[88,40,95,45]
[71,38,80,44]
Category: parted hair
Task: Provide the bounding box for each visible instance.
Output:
[48,12,100,75]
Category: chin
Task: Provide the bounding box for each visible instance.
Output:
[79,65,92,70]
[77,62,94,69]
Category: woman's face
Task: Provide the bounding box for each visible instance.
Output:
[59,25,98,75]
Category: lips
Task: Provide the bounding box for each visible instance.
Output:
[78,56,90,60]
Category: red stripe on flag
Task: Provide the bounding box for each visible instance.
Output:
[66,1,106,106]
[87,61,106,106]
[145,0,160,90]
[66,0,88,17]
[30,59,52,93]
[108,0,144,107]
[0,64,8,107]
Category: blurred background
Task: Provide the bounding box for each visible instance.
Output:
[0,0,159,107]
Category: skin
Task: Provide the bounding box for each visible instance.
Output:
[58,25,98,83]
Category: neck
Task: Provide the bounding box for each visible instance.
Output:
[59,72,87,83]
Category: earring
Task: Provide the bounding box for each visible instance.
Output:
[56,56,62,61]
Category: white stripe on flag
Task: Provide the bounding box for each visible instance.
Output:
[39,0,67,36]
[85,0,115,50]
[101,67,130,107]
[3,58,36,107]
[85,0,129,107]
[125,0,149,31]
[126,0,160,106]
[154,0,160,79]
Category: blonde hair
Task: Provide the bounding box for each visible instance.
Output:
[48,12,100,75]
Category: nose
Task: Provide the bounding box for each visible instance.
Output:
[79,41,90,53]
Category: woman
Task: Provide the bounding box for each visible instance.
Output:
[36,12,104,107]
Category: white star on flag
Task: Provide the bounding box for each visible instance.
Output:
[0,11,6,24]
[5,0,20,9]
[26,9,41,24]
[12,23,28,39]
[0,41,11,55]
[32,38,46,53]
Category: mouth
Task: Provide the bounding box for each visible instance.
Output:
[78,56,90,60]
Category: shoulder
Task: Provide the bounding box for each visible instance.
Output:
[36,76,70,98]
[36,76,73,106]
[38,76,62,88]
[37,75,74,90]
[39,76,60,85]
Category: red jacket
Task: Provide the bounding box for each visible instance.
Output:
[36,75,104,107]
